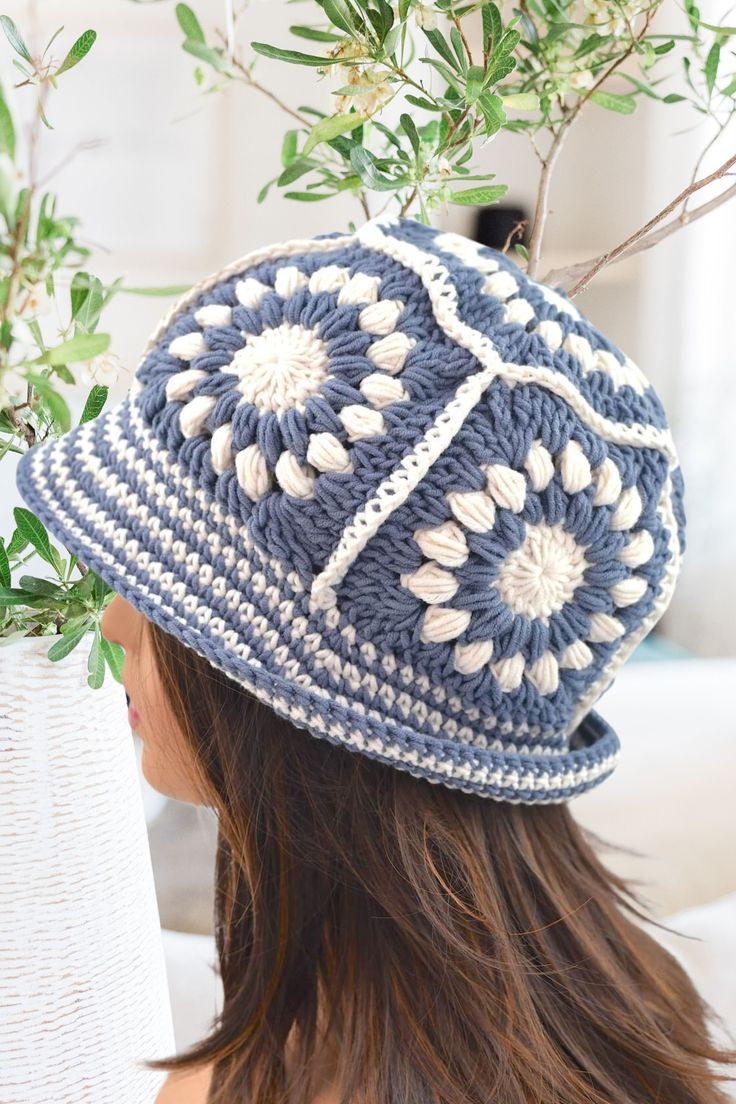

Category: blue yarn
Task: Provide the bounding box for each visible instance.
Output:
[14,215,685,804]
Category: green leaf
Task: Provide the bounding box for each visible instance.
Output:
[349,145,404,191]
[705,40,721,96]
[420,56,464,94]
[0,15,31,62]
[183,39,232,73]
[289,24,343,42]
[284,190,335,201]
[652,39,675,55]
[79,384,109,425]
[450,26,467,71]
[448,183,509,205]
[87,625,105,689]
[38,331,110,366]
[47,619,91,662]
[13,507,56,569]
[493,27,521,57]
[281,128,299,166]
[662,92,687,103]
[276,158,315,186]
[514,242,529,262]
[400,112,420,156]
[18,575,65,598]
[422,27,461,71]
[0,538,10,587]
[175,3,205,43]
[590,89,636,113]
[70,271,104,331]
[0,93,15,159]
[100,635,125,683]
[250,40,357,66]
[0,586,38,606]
[320,0,358,35]
[5,528,28,556]
[478,90,506,133]
[500,91,539,110]
[483,56,515,86]
[25,373,72,433]
[721,74,736,98]
[303,112,363,155]
[482,2,502,54]
[466,64,486,103]
[55,29,97,76]
[405,92,441,111]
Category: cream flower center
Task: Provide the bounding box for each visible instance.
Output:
[231,322,330,414]
[495,521,588,621]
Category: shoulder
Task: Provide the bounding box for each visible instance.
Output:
[155,1063,213,1104]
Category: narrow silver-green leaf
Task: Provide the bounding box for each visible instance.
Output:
[303,113,363,155]
[448,183,509,205]
[47,620,91,662]
[0,16,31,62]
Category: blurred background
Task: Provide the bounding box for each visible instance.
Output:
[1,0,734,947]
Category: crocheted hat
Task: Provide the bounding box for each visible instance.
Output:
[15,214,685,803]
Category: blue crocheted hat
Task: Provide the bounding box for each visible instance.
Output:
[15,214,685,803]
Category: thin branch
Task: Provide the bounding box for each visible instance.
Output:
[525,5,657,279]
[541,150,736,295]
[681,111,734,218]
[229,54,312,127]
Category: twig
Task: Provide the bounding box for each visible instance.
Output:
[525,6,657,279]
[681,112,734,219]
[542,150,736,295]
[229,54,312,127]
[501,218,528,255]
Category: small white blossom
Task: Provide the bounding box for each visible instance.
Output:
[414,3,438,30]
[569,68,596,90]
[334,66,393,116]
[581,0,648,37]
[76,352,125,388]
[437,156,453,177]
[23,281,55,318]
[0,368,29,409]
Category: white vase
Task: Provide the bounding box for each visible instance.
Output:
[0,635,176,1103]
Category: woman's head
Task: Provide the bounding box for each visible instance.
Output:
[102,594,735,1104]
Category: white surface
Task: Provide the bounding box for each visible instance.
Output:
[574,657,736,915]
[1,637,175,1103]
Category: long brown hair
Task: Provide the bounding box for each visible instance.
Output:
[141,620,736,1103]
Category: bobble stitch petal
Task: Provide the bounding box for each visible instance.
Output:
[587,611,625,643]
[559,440,592,494]
[210,422,234,474]
[274,451,316,499]
[524,440,555,492]
[447,490,496,534]
[169,332,207,361]
[366,332,416,374]
[235,442,272,500]
[492,654,526,693]
[306,432,353,473]
[165,369,207,402]
[592,457,622,506]
[618,528,654,567]
[401,562,459,604]
[609,575,648,607]
[358,299,404,335]
[454,639,494,675]
[484,463,527,513]
[420,606,473,644]
[359,373,408,408]
[526,652,559,695]
[610,484,643,531]
[414,520,469,567]
[179,394,218,438]
[338,404,386,442]
[194,304,233,328]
